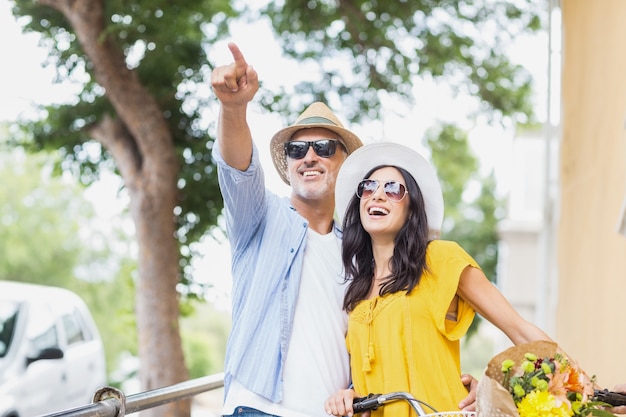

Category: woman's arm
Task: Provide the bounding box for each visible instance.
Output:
[456,266,553,345]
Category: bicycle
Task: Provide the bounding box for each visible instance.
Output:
[352,391,475,416]
[351,389,626,416]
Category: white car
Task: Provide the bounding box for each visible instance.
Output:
[0,281,107,417]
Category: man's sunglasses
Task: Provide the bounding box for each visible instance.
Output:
[284,139,344,160]
[356,179,408,202]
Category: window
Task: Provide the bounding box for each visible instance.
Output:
[0,301,20,357]
[26,303,58,354]
[62,309,88,345]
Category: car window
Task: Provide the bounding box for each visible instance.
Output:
[61,309,89,345]
[26,303,59,354]
[0,300,20,357]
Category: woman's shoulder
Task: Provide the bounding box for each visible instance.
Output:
[427,239,479,269]
[427,239,463,253]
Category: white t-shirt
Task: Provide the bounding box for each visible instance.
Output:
[223,229,350,417]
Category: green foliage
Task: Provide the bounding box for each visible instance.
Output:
[0,148,88,286]
[8,0,236,293]
[262,0,542,124]
[426,123,503,282]
[425,123,504,336]
[0,146,139,378]
[76,262,139,377]
[181,302,230,377]
[183,334,216,379]
[428,124,479,212]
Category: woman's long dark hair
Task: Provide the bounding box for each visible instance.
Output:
[342,165,431,312]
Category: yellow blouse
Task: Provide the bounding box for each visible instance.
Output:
[347,240,478,417]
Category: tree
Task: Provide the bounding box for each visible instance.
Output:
[8,2,233,415]
[7,2,541,415]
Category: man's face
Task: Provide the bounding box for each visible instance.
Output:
[286,127,348,202]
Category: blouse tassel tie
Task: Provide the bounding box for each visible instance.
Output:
[363,304,375,372]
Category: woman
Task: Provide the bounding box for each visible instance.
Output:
[324,142,553,417]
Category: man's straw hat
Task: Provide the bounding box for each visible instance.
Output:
[270,102,363,184]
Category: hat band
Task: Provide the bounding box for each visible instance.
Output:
[296,116,338,127]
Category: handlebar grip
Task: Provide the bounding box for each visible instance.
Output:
[353,394,382,413]
[594,389,626,406]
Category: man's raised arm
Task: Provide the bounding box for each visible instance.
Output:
[210,42,259,170]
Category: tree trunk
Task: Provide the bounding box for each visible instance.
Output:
[38,1,191,416]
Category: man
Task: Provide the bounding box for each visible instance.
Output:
[211,42,476,417]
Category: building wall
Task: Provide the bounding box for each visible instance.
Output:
[557,0,626,389]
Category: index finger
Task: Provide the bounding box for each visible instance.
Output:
[227,42,248,72]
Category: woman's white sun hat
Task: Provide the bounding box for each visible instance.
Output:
[334,142,444,237]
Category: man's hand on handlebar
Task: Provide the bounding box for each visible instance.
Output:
[458,373,478,412]
[608,384,626,414]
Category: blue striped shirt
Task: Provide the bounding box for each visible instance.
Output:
[214,142,341,403]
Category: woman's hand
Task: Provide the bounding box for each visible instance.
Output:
[325,388,369,417]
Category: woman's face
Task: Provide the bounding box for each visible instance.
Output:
[358,166,410,240]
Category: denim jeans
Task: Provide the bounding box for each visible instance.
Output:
[225,407,281,417]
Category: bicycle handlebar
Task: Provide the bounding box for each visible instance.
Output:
[352,393,382,413]
[353,392,430,415]
[351,389,626,416]
[594,389,626,407]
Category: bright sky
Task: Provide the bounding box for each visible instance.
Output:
[0,3,77,122]
[0,3,559,309]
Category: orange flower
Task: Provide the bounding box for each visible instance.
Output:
[563,366,585,393]
[547,366,572,408]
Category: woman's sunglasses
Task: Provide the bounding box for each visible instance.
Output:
[356,179,408,202]
[284,139,343,160]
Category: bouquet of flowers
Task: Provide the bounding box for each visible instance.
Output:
[476,341,616,417]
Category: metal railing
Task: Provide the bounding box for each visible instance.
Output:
[42,372,225,417]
